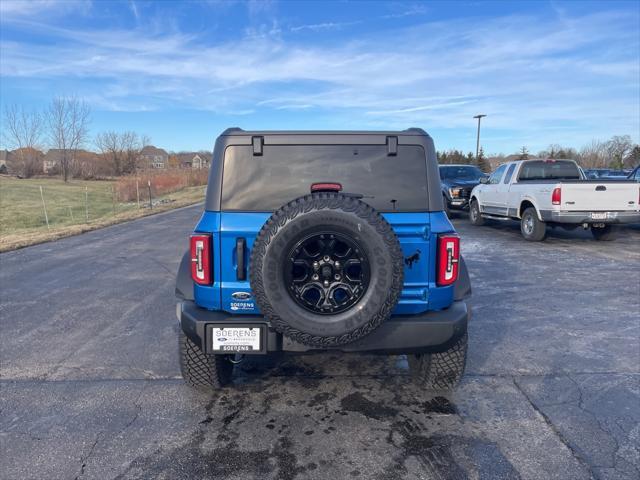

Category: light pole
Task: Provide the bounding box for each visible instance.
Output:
[473,114,486,160]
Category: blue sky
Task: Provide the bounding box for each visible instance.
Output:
[1,0,638,154]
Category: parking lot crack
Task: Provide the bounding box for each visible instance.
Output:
[72,382,147,480]
[565,374,625,472]
[512,377,596,479]
[116,381,147,436]
[73,432,102,480]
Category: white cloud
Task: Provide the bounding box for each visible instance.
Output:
[129,1,140,21]
[290,21,361,32]
[0,7,638,151]
[0,0,90,17]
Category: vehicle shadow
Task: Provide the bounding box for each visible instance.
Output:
[461,215,640,242]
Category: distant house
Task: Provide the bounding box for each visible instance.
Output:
[176,152,212,169]
[43,149,99,175]
[139,146,169,169]
[192,153,211,169]
[43,149,63,173]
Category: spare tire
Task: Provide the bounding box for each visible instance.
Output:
[250,192,404,347]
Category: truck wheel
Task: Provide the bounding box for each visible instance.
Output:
[179,330,233,389]
[591,225,616,241]
[469,200,485,226]
[250,192,404,348]
[408,333,468,390]
[520,207,546,241]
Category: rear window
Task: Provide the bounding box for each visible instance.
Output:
[518,160,581,181]
[221,145,429,212]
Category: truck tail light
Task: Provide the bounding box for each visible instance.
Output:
[437,234,460,286]
[191,234,212,285]
[552,187,561,205]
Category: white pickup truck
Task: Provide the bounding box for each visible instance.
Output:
[469,159,640,241]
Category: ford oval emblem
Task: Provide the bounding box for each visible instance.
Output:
[218,337,227,342]
[231,291,252,301]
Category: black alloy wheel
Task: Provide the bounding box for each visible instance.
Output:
[284,232,370,315]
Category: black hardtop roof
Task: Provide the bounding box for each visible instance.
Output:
[220,127,429,137]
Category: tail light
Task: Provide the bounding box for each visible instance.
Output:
[552,187,561,205]
[191,234,212,285]
[437,234,460,286]
[311,182,342,193]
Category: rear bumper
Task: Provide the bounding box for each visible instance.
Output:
[178,300,470,355]
[540,210,640,224]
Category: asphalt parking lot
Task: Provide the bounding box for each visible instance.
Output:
[1,205,638,480]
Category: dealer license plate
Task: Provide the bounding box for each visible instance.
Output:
[590,212,608,220]
[211,327,261,352]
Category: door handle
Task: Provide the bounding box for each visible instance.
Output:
[236,238,246,281]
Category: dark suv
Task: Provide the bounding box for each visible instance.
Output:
[175,129,471,390]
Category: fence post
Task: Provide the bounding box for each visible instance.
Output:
[148,180,152,210]
[85,186,89,222]
[39,186,50,230]
[136,180,140,209]
[112,185,116,216]
[68,206,74,221]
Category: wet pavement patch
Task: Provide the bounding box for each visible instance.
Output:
[339,391,399,420]
[420,396,458,415]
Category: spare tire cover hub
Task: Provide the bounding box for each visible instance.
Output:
[284,231,370,315]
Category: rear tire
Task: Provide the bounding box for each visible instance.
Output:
[591,225,616,241]
[179,330,233,389]
[469,200,485,226]
[520,207,546,241]
[408,333,468,390]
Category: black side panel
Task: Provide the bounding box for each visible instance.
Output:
[175,250,194,300]
[236,237,246,280]
[453,256,472,301]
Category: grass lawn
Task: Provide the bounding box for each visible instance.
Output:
[0,176,205,252]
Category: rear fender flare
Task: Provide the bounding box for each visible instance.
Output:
[518,196,543,221]
[453,256,471,301]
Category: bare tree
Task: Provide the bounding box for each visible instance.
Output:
[2,104,44,177]
[122,131,146,174]
[626,145,640,167]
[95,131,123,176]
[578,140,607,168]
[95,131,147,176]
[46,97,91,182]
[605,135,633,168]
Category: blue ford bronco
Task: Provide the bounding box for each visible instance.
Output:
[176,129,471,390]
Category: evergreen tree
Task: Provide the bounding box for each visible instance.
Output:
[518,146,529,160]
[477,147,489,172]
[466,152,475,163]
